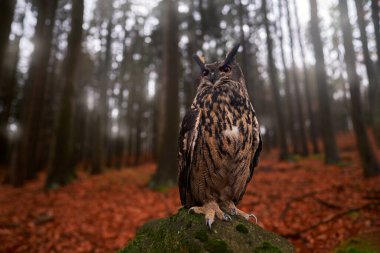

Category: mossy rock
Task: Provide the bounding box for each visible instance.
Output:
[333,231,380,253]
[118,209,294,253]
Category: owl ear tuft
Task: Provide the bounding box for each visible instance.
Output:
[193,54,206,72]
[223,43,240,67]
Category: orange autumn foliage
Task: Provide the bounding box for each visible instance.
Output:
[0,132,379,253]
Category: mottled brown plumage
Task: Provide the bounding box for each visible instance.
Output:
[178,44,262,228]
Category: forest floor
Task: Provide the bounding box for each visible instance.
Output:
[1,132,380,253]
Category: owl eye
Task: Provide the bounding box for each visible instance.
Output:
[202,69,210,76]
[220,65,231,73]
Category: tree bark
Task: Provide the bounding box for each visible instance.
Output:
[124,32,138,166]
[277,0,299,155]
[0,34,22,166]
[0,7,23,165]
[10,0,58,186]
[91,17,113,174]
[262,0,289,160]
[285,0,309,156]
[293,0,319,154]
[184,0,198,109]
[45,0,84,188]
[238,0,256,105]
[371,0,380,73]
[370,0,380,146]
[151,0,180,187]
[338,0,380,177]
[239,0,263,112]
[309,0,340,164]
[0,0,16,84]
[115,17,129,169]
[28,0,59,178]
[355,0,379,125]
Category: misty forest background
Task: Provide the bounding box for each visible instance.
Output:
[1,0,380,189]
[1,0,380,252]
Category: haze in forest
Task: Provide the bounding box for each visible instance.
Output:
[0,0,380,251]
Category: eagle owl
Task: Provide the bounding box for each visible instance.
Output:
[178,44,262,228]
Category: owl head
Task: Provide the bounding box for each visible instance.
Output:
[193,44,245,85]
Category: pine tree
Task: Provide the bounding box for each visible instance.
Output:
[338,0,380,177]
[45,0,84,188]
[309,0,340,164]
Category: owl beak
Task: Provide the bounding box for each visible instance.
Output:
[210,72,216,83]
[209,71,219,84]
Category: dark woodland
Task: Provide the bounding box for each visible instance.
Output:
[0,0,380,252]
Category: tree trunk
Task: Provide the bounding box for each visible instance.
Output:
[45,0,84,188]
[239,0,263,112]
[370,0,380,146]
[293,0,319,154]
[91,17,113,174]
[151,0,180,187]
[133,67,145,166]
[10,0,58,186]
[184,0,198,109]
[0,31,22,165]
[309,0,340,164]
[285,0,309,157]
[0,0,16,83]
[238,0,255,104]
[338,0,380,177]
[262,0,289,160]
[355,0,379,125]
[28,0,59,178]
[124,35,137,166]
[115,15,131,169]
[277,0,299,155]
[371,0,380,73]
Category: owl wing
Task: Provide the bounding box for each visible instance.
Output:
[247,133,263,183]
[234,118,263,205]
[178,107,201,207]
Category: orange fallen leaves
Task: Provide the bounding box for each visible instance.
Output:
[0,164,179,253]
[0,134,379,253]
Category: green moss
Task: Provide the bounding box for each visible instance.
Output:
[347,211,360,219]
[195,229,209,242]
[182,239,203,253]
[154,185,172,192]
[118,209,293,253]
[334,237,380,253]
[204,239,231,253]
[254,242,283,253]
[347,211,360,220]
[186,220,193,229]
[236,224,249,234]
[310,154,324,160]
[288,154,302,162]
[336,161,352,168]
[342,248,372,253]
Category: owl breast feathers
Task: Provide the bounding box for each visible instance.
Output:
[177,45,262,218]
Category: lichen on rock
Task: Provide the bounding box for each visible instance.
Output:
[118,209,294,253]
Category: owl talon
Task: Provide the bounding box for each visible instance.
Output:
[189,201,229,228]
[248,213,258,223]
[206,218,214,229]
[224,202,258,223]
[223,213,232,221]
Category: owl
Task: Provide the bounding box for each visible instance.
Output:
[178,44,262,228]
